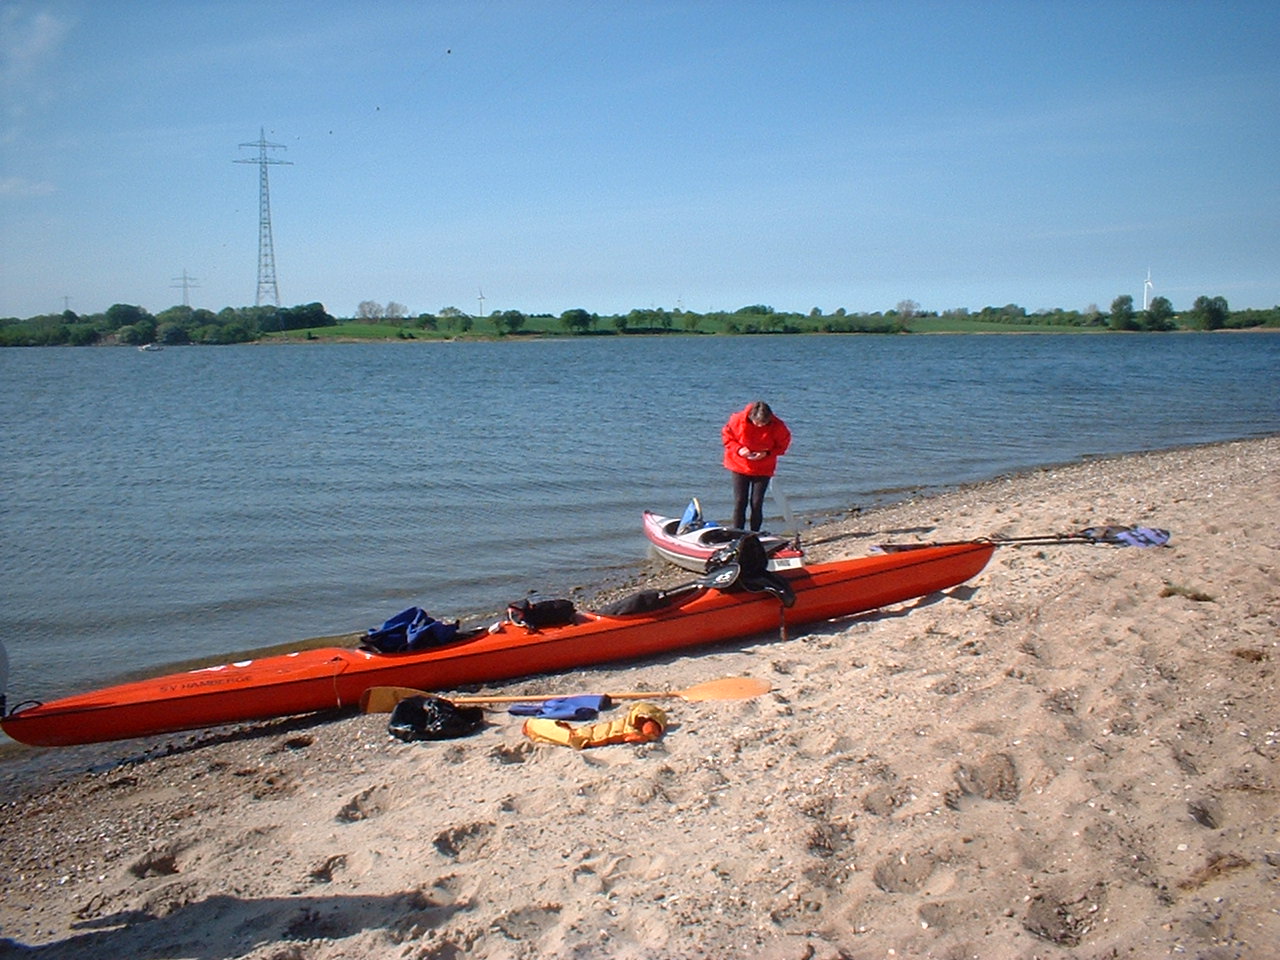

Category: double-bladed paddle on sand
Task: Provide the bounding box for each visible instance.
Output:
[360,675,772,714]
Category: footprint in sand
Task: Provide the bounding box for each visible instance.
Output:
[1187,797,1223,829]
[490,741,533,764]
[128,847,181,879]
[918,899,969,932]
[953,752,1020,802]
[872,850,938,893]
[433,821,495,860]
[492,902,563,941]
[861,783,908,817]
[335,785,391,823]
[236,767,298,800]
[307,853,348,883]
[1022,881,1106,946]
[268,734,314,753]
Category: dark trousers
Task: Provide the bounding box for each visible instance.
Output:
[731,472,771,532]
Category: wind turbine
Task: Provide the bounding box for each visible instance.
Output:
[477,288,486,317]
[1143,269,1153,311]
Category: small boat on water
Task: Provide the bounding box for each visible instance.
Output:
[644,499,804,572]
[0,541,995,748]
[137,342,163,352]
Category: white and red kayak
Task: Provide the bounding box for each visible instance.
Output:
[643,502,804,573]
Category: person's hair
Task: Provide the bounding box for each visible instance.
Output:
[748,401,773,423]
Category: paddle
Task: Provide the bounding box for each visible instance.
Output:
[771,478,800,542]
[360,675,772,714]
[872,525,1171,553]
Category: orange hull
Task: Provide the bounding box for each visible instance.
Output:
[1,543,994,747]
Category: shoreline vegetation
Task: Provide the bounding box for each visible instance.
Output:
[1,435,1276,958]
[3,296,1277,347]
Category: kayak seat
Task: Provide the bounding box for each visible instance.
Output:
[701,528,741,545]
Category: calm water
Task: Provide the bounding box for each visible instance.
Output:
[2,333,1277,706]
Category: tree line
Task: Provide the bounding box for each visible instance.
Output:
[932,295,1257,332]
[0,303,335,347]
[1,294,1275,347]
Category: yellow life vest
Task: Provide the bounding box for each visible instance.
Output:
[522,701,667,750]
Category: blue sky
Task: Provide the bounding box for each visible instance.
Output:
[2,0,1277,320]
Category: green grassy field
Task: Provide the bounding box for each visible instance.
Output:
[263,317,1122,341]
[904,317,1110,334]
[260,322,451,341]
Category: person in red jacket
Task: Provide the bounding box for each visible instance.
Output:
[721,400,791,532]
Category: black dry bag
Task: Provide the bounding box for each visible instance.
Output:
[387,695,485,742]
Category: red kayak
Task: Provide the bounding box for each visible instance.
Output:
[1,542,994,747]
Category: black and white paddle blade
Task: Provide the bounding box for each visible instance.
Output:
[1075,525,1171,547]
[702,563,742,589]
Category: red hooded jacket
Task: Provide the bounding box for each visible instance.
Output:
[721,403,791,477]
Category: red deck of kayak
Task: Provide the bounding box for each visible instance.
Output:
[1,542,995,747]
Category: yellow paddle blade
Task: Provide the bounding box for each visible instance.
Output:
[360,685,429,713]
[675,676,772,701]
[603,676,772,702]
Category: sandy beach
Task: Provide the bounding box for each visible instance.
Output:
[1,436,1276,960]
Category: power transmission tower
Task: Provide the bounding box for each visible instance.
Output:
[171,270,200,307]
[235,128,291,307]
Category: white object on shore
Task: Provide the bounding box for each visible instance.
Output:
[772,478,799,539]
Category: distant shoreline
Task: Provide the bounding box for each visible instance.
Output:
[6,326,1279,349]
[247,326,1280,344]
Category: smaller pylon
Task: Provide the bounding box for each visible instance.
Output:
[172,270,199,307]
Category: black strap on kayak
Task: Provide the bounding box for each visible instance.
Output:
[595,563,742,617]
[596,537,799,619]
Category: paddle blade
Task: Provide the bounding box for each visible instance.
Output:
[361,685,428,713]
[700,563,741,589]
[676,676,772,701]
[1074,525,1171,547]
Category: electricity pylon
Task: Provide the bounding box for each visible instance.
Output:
[171,270,199,307]
[235,128,291,307]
